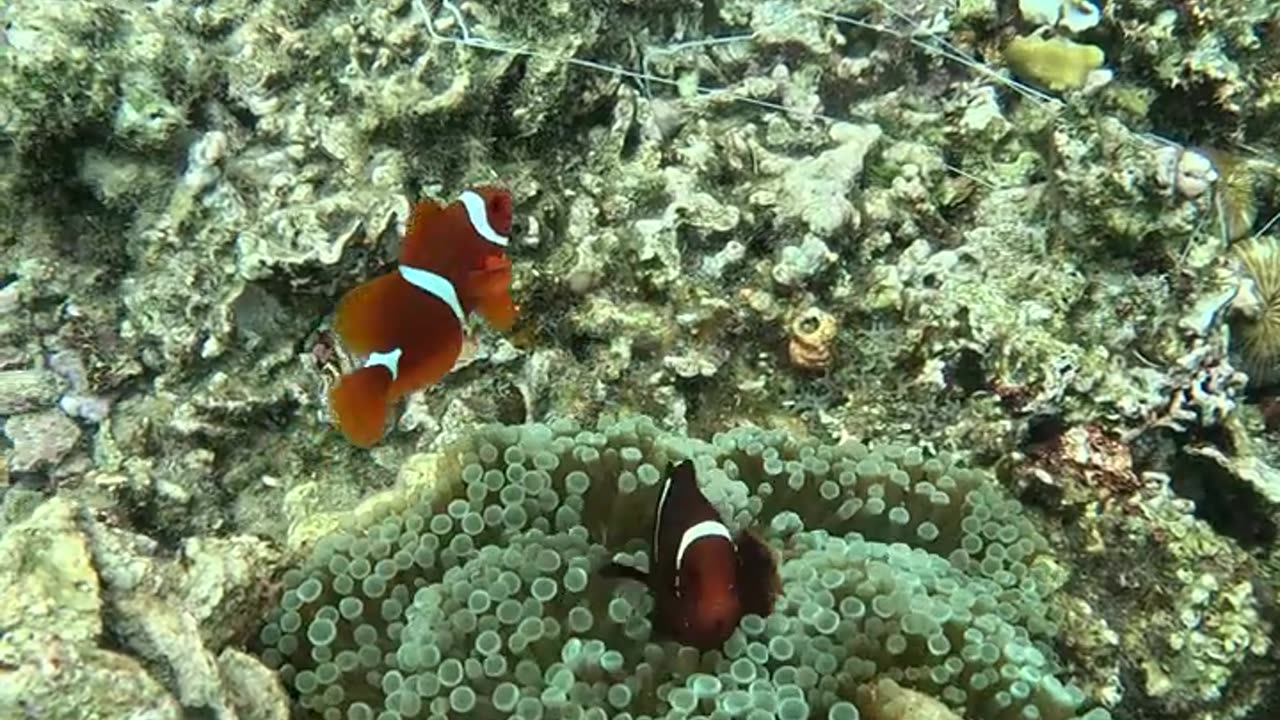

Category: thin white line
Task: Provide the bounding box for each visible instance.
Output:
[1254,208,1280,241]
[654,476,672,562]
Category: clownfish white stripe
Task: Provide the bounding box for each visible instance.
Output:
[675,520,734,576]
[654,477,673,556]
[459,190,509,247]
[399,264,465,324]
[364,346,404,380]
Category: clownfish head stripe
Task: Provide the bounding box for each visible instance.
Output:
[459,190,509,247]
[399,264,465,324]
[364,346,404,380]
[674,519,734,590]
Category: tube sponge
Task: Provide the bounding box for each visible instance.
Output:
[256,416,1109,720]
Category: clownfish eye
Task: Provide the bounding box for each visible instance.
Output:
[484,192,514,235]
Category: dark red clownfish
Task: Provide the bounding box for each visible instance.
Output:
[328,187,518,447]
[602,460,781,651]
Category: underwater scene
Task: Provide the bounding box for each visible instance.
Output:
[2,0,1280,718]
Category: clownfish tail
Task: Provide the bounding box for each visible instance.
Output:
[329,366,395,448]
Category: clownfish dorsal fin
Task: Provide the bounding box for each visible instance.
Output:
[399,198,451,269]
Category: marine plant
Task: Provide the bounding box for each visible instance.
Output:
[257,416,1112,720]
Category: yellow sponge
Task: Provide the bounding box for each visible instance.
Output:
[1004,35,1106,91]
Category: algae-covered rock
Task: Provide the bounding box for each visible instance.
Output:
[87,521,287,715]
[218,648,290,720]
[0,497,291,717]
[0,368,66,415]
[0,498,176,718]
[1107,0,1279,116]
[0,498,100,644]
[178,536,283,649]
[774,122,882,238]
[0,642,182,720]
[0,0,207,153]
[1062,482,1272,715]
[108,591,231,712]
[4,408,82,473]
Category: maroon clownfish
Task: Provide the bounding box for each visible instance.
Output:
[328,187,518,447]
[602,460,781,651]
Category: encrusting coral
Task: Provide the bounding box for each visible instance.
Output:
[258,416,1112,720]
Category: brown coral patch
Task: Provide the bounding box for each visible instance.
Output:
[1016,423,1147,507]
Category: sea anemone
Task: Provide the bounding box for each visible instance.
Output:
[1233,236,1280,383]
[255,417,1112,720]
[1202,148,1259,243]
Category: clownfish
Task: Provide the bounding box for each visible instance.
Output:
[328,187,517,447]
[602,460,781,651]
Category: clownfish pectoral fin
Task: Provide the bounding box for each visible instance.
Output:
[463,263,517,332]
[599,562,650,586]
[733,530,781,619]
[329,365,395,447]
[474,290,518,332]
[333,272,405,355]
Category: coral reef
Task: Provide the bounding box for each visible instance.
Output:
[1108,0,1280,122]
[1,0,1278,718]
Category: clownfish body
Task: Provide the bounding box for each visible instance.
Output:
[602,460,781,651]
[328,187,517,447]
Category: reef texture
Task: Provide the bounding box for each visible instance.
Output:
[0,496,288,719]
[1,0,1279,718]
